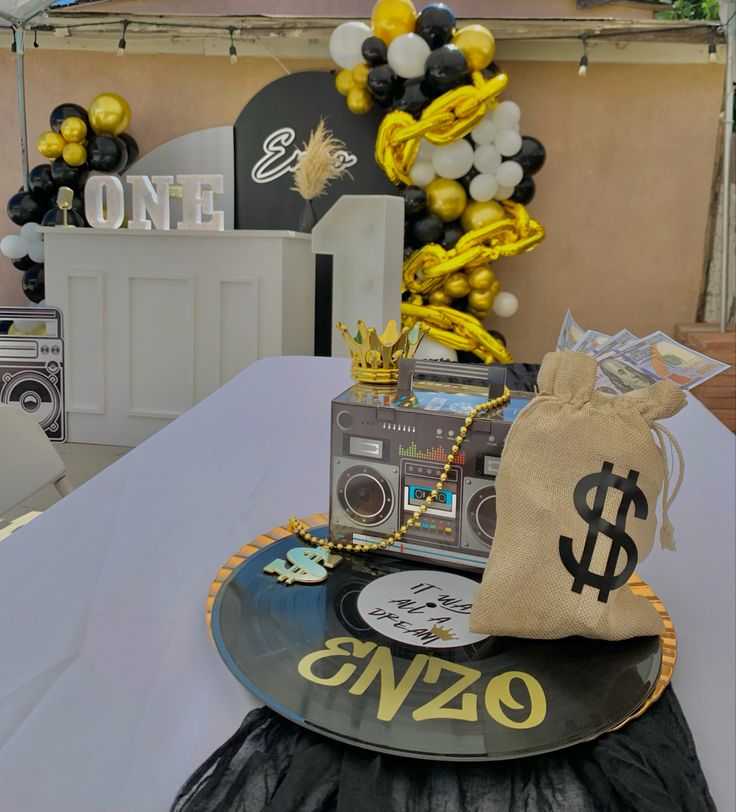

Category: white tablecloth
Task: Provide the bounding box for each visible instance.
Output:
[0,356,733,812]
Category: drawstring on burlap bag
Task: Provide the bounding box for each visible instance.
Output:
[469,351,687,641]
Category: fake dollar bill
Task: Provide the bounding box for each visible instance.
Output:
[595,331,730,393]
[572,330,612,355]
[556,310,586,351]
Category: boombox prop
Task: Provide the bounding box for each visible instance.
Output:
[0,307,65,442]
[329,359,531,570]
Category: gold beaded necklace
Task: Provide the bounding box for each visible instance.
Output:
[290,387,511,553]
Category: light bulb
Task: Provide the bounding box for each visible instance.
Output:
[578,55,588,77]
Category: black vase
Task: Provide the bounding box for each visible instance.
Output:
[298,199,318,233]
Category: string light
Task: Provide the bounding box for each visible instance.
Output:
[33,30,38,48]
[117,20,128,57]
[578,34,589,77]
[228,27,237,64]
[708,29,717,63]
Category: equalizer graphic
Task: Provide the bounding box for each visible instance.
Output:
[397,440,466,466]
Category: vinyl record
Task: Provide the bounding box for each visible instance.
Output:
[209,523,671,761]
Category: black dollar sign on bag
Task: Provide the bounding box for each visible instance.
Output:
[559,462,647,603]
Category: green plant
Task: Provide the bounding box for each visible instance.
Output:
[655,0,721,20]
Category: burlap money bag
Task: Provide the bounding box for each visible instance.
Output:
[470,352,686,641]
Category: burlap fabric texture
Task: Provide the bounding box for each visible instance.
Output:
[470,352,686,641]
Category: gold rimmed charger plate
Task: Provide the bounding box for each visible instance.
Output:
[207,513,676,734]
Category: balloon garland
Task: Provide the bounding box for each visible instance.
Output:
[2,93,138,307]
[330,1,546,362]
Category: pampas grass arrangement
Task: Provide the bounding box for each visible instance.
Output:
[292,119,351,201]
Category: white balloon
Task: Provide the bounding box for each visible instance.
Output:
[329,21,371,69]
[432,140,474,179]
[492,100,521,130]
[0,234,29,260]
[413,336,458,362]
[387,33,431,79]
[410,160,436,187]
[469,173,498,202]
[20,222,38,240]
[416,138,435,161]
[494,184,515,200]
[28,241,45,263]
[493,291,519,317]
[473,143,501,174]
[495,129,523,157]
[470,116,497,146]
[496,160,524,188]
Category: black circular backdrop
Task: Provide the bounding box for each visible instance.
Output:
[235,71,397,230]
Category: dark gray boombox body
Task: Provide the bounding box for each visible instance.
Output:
[328,359,533,570]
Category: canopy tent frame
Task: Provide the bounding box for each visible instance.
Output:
[0,0,732,326]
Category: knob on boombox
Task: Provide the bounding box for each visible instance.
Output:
[331,459,399,535]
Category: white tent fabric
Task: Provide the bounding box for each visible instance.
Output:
[0,0,52,23]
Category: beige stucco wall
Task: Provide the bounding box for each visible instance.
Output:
[0,49,724,361]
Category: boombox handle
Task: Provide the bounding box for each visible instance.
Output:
[0,307,63,338]
[397,359,507,400]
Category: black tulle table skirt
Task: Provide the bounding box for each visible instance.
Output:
[171,687,714,812]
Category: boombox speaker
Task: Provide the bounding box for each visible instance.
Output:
[0,307,65,442]
[328,359,532,570]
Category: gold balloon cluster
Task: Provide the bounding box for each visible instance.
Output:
[335,62,374,116]
[36,93,132,165]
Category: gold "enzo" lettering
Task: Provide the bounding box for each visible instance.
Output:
[298,637,546,728]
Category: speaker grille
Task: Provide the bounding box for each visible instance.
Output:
[336,410,353,430]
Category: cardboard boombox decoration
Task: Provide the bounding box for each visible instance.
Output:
[328,322,529,570]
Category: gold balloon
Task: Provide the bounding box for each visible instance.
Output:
[347,86,374,115]
[425,178,467,223]
[352,62,370,88]
[335,69,354,96]
[467,307,488,321]
[442,271,471,299]
[36,130,66,159]
[468,289,493,312]
[428,290,452,306]
[62,142,87,167]
[60,116,87,143]
[461,200,505,232]
[468,265,495,290]
[371,0,416,44]
[88,92,132,136]
[452,24,495,72]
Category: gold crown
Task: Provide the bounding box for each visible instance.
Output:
[338,319,426,384]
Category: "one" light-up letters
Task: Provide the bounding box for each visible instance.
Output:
[84,174,225,231]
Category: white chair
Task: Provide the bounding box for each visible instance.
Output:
[0,403,73,517]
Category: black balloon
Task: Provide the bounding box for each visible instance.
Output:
[395,77,432,114]
[489,330,507,347]
[41,208,85,227]
[402,186,428,216]
[49,102,88,133]
[482,62,503,79]
[51,158,88,190]
[118,132,140,173]
[424,45,468,94]
[457,166,479,191]
[441,220,464,249]
[362,36,388,66]
[416,4,455,49]
[410,213,443,245]
[11,254,35,271]
[7,191,44,226]
[510,136,546,176]
[28,164,56,201]
[367,64,402,104]
[403,243,415,260]
[510,176,535,205]
[22,264,45,304]
[87,134,128,173]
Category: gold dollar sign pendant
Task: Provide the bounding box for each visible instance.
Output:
[263,546,343,586]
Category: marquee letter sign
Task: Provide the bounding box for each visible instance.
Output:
[84,174,225,231]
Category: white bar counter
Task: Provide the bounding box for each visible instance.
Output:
[43,228,314,446]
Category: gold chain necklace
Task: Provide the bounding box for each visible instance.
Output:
[290,387,511,553]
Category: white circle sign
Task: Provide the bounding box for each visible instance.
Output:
[357,570,490,650]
